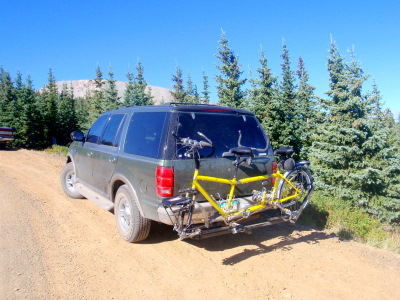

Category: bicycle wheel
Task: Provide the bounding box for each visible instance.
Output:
[276,167,313,221]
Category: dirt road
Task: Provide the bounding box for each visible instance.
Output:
[1,149,400,300]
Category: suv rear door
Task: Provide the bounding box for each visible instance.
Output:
[91,113,126,196]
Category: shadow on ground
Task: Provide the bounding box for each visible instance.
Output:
[0,147,19,151]
[186,222,336,265]
[143,218,337,266]
[141,221,178,244]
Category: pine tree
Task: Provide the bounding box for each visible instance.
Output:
[201,71,210,104]
[246,48,280,149]
[38,68,59,145]
[360,80,400,222]
[57,83,77,145]
[184,74,200,103]
[87,64,105,127]
[123,60,153,106]
[14,74,42,148]
[215,30,246,108]
[103,65,119,111]
[170,65,186,103]
[123,68,135,106]
[276,41,297,150]
[0,67,16,127]
[295,56,318,159]
[310,40,400,222]
[12,72,24,140]
[75,95,90,131]
[311,41,364,199]
[134,59,153,106]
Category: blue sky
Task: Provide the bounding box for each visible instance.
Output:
[1,0,399,117]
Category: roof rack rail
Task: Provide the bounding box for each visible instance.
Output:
[162,102,217,106]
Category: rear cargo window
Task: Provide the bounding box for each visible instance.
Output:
[124,112,167,158]
[175,112,267,158]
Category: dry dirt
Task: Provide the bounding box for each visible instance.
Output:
[1,149,400,300]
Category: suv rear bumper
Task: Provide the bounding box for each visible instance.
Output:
[157,196,271,225]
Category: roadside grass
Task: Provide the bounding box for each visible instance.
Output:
[44,145,69,156]
[300,191,400,254]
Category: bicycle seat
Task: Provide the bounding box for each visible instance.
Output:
[229,146,253,156]
[274,147,294,157]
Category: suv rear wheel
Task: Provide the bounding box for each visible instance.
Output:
[115,185,151,242]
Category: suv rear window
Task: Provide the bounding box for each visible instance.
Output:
[175,112,267,158]
[124,112,168,158]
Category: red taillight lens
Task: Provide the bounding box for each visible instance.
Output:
[271,161,278,185]
[156,166,174,197]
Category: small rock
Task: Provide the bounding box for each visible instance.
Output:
[283,293,292,298]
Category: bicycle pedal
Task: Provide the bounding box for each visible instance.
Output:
[280,200,296,208]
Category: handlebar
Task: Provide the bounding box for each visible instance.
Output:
[172,131,213,149]
[238,130,269,152]
[180,137,212,149]
[173,131,214,168]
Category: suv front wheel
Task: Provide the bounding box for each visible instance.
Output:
[60,162,84,199]
[114,185,151,242]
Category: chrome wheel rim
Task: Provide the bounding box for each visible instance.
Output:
[118,196,132,232]
[65,170,77,193]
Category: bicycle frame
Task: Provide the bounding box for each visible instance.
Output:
[189,167,301,222]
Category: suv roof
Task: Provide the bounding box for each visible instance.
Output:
[104,103,255,115]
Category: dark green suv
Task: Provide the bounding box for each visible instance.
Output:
[61,104,274,242]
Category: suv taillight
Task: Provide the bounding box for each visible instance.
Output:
[271,161,277,185]
[156,166,174,197]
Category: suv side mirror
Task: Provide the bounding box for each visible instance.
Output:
[71,131,85,142]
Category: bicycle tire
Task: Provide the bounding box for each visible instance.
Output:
[276,167,313,221]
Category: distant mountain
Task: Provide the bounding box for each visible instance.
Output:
[50,80,174,104]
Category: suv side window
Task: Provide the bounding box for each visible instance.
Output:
[124,112,167,158]
[100,114,126,147]
[86,115,109,144]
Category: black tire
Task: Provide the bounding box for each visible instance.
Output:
[60,162,84,199]
[114,185,151,243]
[277,167,313,221]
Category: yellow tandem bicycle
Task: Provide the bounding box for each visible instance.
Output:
[162,132,313,240]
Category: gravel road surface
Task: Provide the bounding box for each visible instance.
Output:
[1,149,399,299]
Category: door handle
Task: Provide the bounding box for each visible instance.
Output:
[109,156,117,163]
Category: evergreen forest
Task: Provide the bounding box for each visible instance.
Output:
[1,33,399,242]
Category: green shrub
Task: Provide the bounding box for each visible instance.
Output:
[300,191,400,253]
[44,145,68,156]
